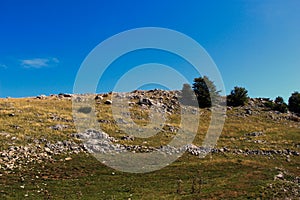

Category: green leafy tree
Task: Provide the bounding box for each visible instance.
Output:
[288,92,300,114]
[227,86,249,107]
[192,76,220,108]
[273,96,288,113]
[179,83,197,106]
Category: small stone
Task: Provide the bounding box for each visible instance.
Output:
[274,173,284,180]
[59,93,72,98]
[104,100,112,105]
[3,157,9,162]
[65,157,72,161]
[95,95,103,100]
[49,124,68,131]
[44,147,51,153]
[245,109,252,115]
[36,95,47,99]
[121,135,135,141]
[245,132,263,137]
[138,98,153,106]
[128,102,135,106]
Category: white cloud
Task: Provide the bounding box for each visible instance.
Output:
[0,64,8,69]
[52,57,59,63]
[21,57,59,69]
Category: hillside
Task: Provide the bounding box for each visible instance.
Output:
[0,90,299,199]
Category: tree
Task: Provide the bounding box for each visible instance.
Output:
[192,76,220,108]
[227,86,249,107]
[273,96,288,113]
[288,92,300,114]
[179,83,197,106]
[274,96,284,104]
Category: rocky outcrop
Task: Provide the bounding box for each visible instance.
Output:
[1,129,299,171]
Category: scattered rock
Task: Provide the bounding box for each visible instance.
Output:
[128,102,135,106]
[121,135,135,141]
[49,124,68,131]
[73,96,83,102]
[44,147,51,153]
[138,98,153,106]
[274,172,284,180]
[98,119,110,123]
[245,132,263,137]
[10,124,21,129]
[0,132,11,138]
[11,136,17,141]
[65,157,72,161]
[95,95,103,100]
[36,95,47,99]
[104,100,112,105]
[245,108,252,115]
[116,118,128,124]
[58,93,73,98]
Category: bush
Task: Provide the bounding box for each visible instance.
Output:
[273,96,288,113]
[192,76,220,108]
[179,83,197,106]
[227,86,249,107]
[264,100,275,109]
[288,92,300,114]
[77,106,92,114]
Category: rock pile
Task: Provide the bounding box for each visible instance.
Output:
[92,90,182,115]
[0,138,86,171]
[187,145,299,157]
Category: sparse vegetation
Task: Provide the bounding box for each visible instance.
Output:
[0,91,299,199]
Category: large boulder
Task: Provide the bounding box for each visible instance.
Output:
[137,98,153,106]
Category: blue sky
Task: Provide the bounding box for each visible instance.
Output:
[0,0,299,101]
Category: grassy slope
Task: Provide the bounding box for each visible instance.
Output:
[0,95,299,199]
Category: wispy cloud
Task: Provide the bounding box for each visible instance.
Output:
[21,57,59,69]
[0,64,8,69]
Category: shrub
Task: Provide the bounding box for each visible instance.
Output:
[288,92,300,114]
[264,100,275,109]
[273,96,288,113]
[77,106,92,114]
[227,86,249,107]
[192,76,220,108]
